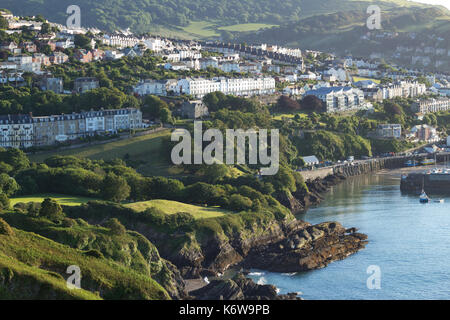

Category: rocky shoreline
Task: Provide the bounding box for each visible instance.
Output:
[181,220,367,300]
[241,221,367,273]
[278,173,348,214]
[182,173,368,300]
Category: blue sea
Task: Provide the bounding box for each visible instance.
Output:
[248,173,450,300]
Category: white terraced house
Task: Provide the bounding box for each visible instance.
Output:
[0,114,34,148]
[0,109,143,148]
[176,77,276,98]
[412,98,450,114]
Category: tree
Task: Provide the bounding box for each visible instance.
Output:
[0,173,19,196]
[104,218,126,235]
[142,95,168,118]
[40,22,51,34]
[0,16,8,30]
[101,172,131,202]
[39,198,64,221]
[276,96,301,112]
[160,107,173,124]
[301,95,325,112]
[74,34,92,49]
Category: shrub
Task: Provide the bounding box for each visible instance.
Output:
[39,198,65,222]
[83,249,104,259]
[104,218,126,235]
[0,218,14,236]
[61,218,76,228]
[0,193,10,210]
[228,194,253,212]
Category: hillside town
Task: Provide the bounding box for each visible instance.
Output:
[0,9,449,150]
[1,0,450,305]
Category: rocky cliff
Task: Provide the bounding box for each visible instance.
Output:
[242,221,368,272]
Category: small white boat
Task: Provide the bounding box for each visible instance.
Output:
[419,191,429,204]
[434,199,445,203]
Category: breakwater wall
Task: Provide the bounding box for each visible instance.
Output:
[300,153,450,181]
[400,173,450,194]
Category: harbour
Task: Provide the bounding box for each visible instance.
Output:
[248,172,450,300]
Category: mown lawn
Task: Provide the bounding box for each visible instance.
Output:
[124,199,232,220]
[10,194,98,207]
[28,130,173,176]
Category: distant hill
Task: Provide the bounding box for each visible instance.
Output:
[237,6,450,49]
[0,0,438,33]
[235,5,450,71]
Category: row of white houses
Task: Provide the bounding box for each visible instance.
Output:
[0,108,143,148]
[133,77,276,98]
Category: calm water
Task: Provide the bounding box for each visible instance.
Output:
[248,173,450,300]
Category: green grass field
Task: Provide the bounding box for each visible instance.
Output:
[182,21,220,38]
[218,23,279,32]
[28,130,173,176]
[179,21,279,38]
[272,112,308,120]
[352,76,381,84]
[124,199,231,220]
[10,194,98,207]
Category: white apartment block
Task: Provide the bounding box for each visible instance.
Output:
[305,86,371,113]
[7,55,41,73]
[176,77,276,98]
[0,115,34,148]
[133,79,177,96]
[412,98,450,114]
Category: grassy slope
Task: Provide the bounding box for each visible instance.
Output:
[124,199,231,220]
[0,225,170,300]
[10,194,99,207]
[218,23,279,32]
[28,130,173,176]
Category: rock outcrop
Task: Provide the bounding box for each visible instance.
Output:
[190,274,302,300]
[242,221,368,272]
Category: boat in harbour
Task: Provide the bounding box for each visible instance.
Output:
[405,160,417,167]
[421,159,436,166]
[420,191,429,203]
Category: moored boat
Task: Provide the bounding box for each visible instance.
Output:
[421,159,436,166]
[419,191,429,203]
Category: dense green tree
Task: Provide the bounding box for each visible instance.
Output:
[74,34,92,49]
[142,95,168,118]
[301,95,325,113]
[276,96,301,112]
[0,173,19,196]
[39,198,64,221]
[101,172,131,202]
